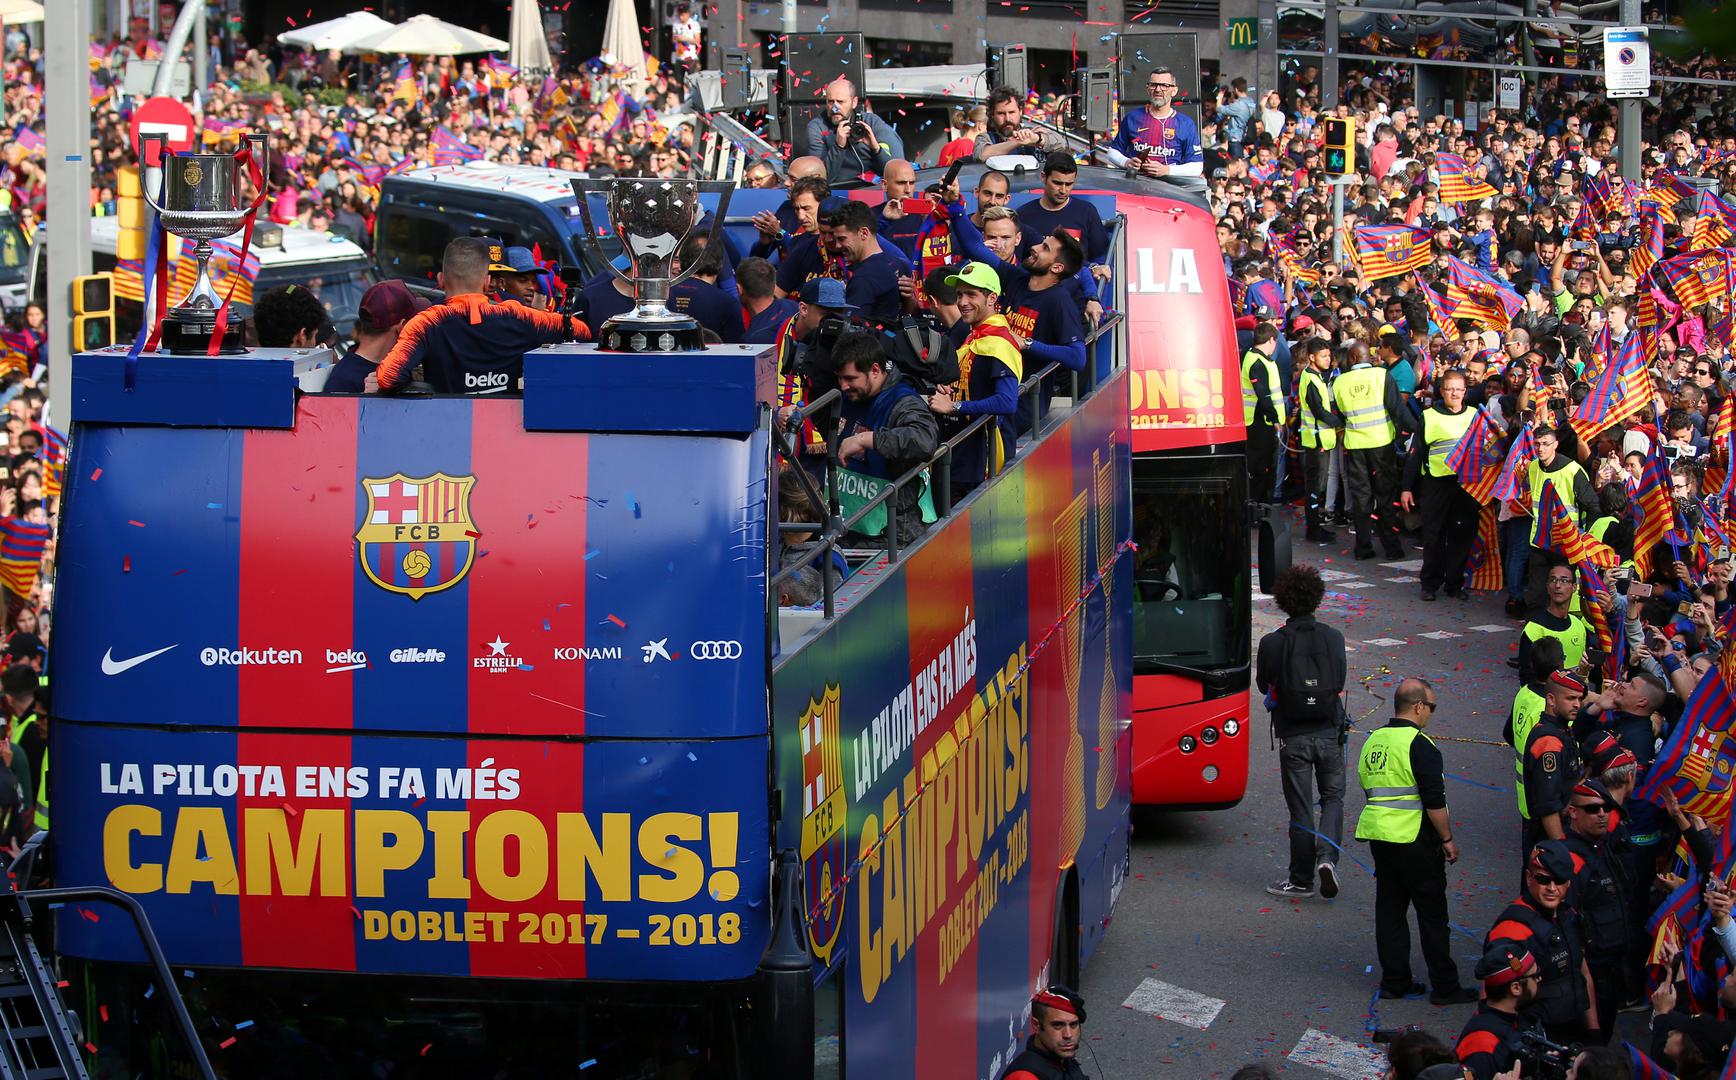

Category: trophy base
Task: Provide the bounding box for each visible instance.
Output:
[159,313,249,356]
[596,315,707,353]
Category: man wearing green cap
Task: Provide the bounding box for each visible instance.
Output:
[929,262,1024,496]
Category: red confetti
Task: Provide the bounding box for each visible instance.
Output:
[606,614,626,627]
[173,569,188,576]
[421,1044,432,1056]
[127,519,146,527]
[283,802,299,817]
[100,1005,109,1022]
[122,556,131,573]
[220,1037,237,1049]
[85,1042,97,1054]
[79,908,99,922]
[285,16,296,25]
[56,980,68,988]
[465,529,481,538]
[90,467,102,480]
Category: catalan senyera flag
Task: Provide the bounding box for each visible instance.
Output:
[0,518,49,600]
[1691,190,1736,251]
[1531,482,1621,568]
[1570,325,1651,442]
[1633,200,1665,280]
[1464,504,1504,591]
[1658,249,1734,311]
[1353,224,1432,281]
[1439,255,1522,330]
[1436,152,1496,204]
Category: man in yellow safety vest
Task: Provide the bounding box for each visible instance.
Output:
[1240,323,1285,507]
[1296,338,1344,543]
[1333,341,1414,560]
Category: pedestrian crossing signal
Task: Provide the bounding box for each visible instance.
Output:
[1322,117,1355,177]
[73,272,115,351]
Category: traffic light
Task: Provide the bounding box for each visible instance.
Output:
[73,273,114,351]
[1321,117,1355,176]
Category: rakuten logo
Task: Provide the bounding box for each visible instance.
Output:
[200,647,303,666]
[390,648,447,664]
[465,371,510,390]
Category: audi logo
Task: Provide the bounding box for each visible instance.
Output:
[689,640,744,660]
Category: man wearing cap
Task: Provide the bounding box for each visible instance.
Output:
[325,280,429,394]
[928,263,1023,494]
[489,245,546,309]
[1486,841,1598,1043]
[1454,942,1546,1080]
[1561,777,1630,1041]
[1002,986,1088,1080]
[1354,677,1476,1004]
[1520,671,1584,859]
[377,237,590,396]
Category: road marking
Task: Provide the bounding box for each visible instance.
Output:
[1120,978,1226,1030]
[1418,630,1461,640]
[1468,623,1511,633]
[1384,575,1420,583]
[1317,569,1362,582]
[1287,1028,1388,1080]
[1379,559,1424,572]
[1363,637,1407,647]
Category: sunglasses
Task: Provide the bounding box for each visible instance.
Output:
[1572,802,1613,814]
[1529,871,1569,886]
[1421,700,1439,712]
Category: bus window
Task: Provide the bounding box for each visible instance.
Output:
[1131,455,1251,678]
[0,217,27,286]
[377,207,454,285]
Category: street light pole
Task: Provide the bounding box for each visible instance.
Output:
[1617,0,1641,182]
[46,0,93,423]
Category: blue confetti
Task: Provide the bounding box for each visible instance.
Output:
[580,1061,598,1071]
[628,494,642,518]
[65,155,82,162]
[584,550,601,560]
[542,620,551,631]
[517,662,535,671]
[687,752,697,761]
[207,502,223,509]
[235,1020,254,1030]
[144,985,154,999]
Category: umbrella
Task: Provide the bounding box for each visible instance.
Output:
[278,11,394,51]
[344,14,509,56]
[599,0,647,85]
[509,0,553,74]
[0,0,45,24]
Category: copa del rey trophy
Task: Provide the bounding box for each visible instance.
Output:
[570,176,735,352]
[140,131,268,355]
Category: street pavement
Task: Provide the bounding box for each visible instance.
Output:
[1075,530,1644,1079]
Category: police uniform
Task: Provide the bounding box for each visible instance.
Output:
[1241,345,1285,506]
[1407,401,1483,598]
[1355,717,1462,996]
[1455,943,1546,1080]
[1297,363,1342,541]
[1001,987,1089,1080]
[1333,361,1409,559]
[1562,778,1630,1042]
[1520,711,1578,866]
[1486,841,1592,1043]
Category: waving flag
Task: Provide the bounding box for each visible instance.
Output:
[1658,249,1733,311]
[201,116,241,147]
[1353,224,1432,281]
[0,331,33,380]
[1532,482,1621,567]
[1440,255,1522,329]
[11,124,43,157]
[1639,606,1736,824]
[1414,272,1453,332]
[1445,406,1497,494]
[1650,171,1700,223]
[1624,1041,1678,1080]
[1633,200,1665,280]
[431,126,483,166]
[1465,504,1504,591]
[598,90,631,134]
[1436,152,1496,204]
[34,424,65,500]
[393,60,417,104]
[1691,190,1736,251]
[1574,173,1639,235]
[1632,445,1679,579]
[1571,326,1652,441]
[1269,232,1320,288]
[0,518,49,600]
[1492,425,1536,506]
[483,56,519,90]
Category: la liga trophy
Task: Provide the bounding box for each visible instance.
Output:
[140,131,268,355]
[570,176,735,352]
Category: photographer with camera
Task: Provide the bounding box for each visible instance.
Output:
[1455,942,1547,1080]
[804,78,903,186]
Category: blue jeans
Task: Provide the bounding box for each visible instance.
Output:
[1499,517,1531,602]
[1279,728,1346,886]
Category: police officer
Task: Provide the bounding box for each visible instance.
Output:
[1454,942,1546,1080]
[1401,370,1486,601]
[1486,841,1598,1044]
[1296,337,1343,543]
[1561,778,1629,1042]
[1241,322,1284,507]
[1521,671,1585,862]
[1333,340,1414,560]
[1355,677,1476,1004]
[1001,986,1088,1079]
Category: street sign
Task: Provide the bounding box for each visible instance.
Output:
[121,59,191,100]
[1602,25,1650,99]
[1498,76,1523,111]
[130,96,195,167]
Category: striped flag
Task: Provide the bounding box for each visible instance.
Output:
[430,127,483,166]
[1531,482,1621,568]
[201,116,242,147]
[1492,424,1536,507]
[1464,504,1504,591]
[1445,406,1498,496]
[1439,255,1522,329]
[172,237,259,307]
[483,56,519,90]
[1571,326,1652,442]
[0,518,49,600]
[1650,171,1700,222]
[1435,152,1495,203]
[35,424,66,500]
[1625,1041,1678,1080]
[11,124,43,156]
[0,331,33,379]
[1637,614,1736,825]
[1632,445,1679,579]
[1579,563,1625,681]
[90,73,110,109]
[1692,190,1736,251]
[1658,249,1733,312]
[1353,224,1432,281]
[598,91,630,134]
[1633,200,1665,280]
[393,60,417,104]
[1269,232,1320,288]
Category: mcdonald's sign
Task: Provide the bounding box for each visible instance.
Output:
[1225,17,1257,50]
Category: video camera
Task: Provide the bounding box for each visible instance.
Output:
[1518,1029,1579,1079]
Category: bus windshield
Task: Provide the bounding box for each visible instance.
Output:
[1130,454,1251,680]
[255,258,377,336]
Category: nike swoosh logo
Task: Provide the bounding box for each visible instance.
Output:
[101,644,178,675]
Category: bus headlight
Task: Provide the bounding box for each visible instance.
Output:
[1223,718,1241,738]
[1178,735,1198,754]
[1200,726,1220,745]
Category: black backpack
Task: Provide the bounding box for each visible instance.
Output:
[1278,623,1341,727]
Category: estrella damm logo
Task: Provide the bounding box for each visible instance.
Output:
[798,684,848,967]
[356,473,477,601]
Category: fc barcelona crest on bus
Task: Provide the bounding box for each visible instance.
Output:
[356,473,478,600]
[799,684,848,967]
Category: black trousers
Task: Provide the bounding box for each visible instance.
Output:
[1303,446,1331,535]
[1248,420,1277,506]
[1418,473,1481,592]
[1370,836,1460,994]
[1588,960,1623,1043]
[1345,443,1401,556]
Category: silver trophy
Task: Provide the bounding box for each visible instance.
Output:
[140,132,268,354]
[570,176,735,352]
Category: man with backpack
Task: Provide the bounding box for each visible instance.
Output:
[1255,564,1348,899]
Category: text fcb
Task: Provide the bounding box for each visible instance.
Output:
[689,641,744,660]
[356,473,478,600]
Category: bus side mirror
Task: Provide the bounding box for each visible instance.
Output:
[1256,502,1291,595]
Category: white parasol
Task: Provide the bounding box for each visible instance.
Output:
[509,0,553,75]
[599,0,649,85]
[343,14,509,56]
[277,11,393,51]
[0,0,45,25]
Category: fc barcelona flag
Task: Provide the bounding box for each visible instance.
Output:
[1435,152,1496,204]
[1440,256,1522,329]
[1657,249,1733,311]
[1632,444,1679,579]
[0,518,49,600]
[392,60,417,104]
[1691,190,1736,251]
[1464,504,1504,591]
[1570,325,1650,441]
[1353,224,1432,281]
[1530,483,1620,568]
[1632,200,1665,279]
[1638,605,1736,824]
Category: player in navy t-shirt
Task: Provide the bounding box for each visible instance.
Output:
[1014,154,1110,264]
[829,200,909,326]
[1103,66,1204,179]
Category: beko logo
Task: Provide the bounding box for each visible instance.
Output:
[465,371,510,390]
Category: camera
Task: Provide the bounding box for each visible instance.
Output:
[848,106,871,141]
[1519,1029,1579,1079]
